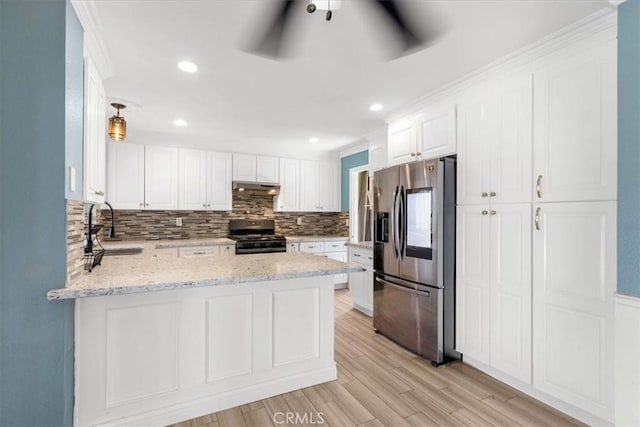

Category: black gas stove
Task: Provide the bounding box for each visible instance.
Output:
[229,219,287,254]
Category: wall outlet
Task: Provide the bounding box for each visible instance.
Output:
[176,217,183,226]
[296,217,303,225]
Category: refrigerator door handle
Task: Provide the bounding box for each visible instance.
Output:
[392,185,399,258]
[399,185,406,258]
[375,276,431,297]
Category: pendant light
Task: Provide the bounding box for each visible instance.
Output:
[108,103,127,141]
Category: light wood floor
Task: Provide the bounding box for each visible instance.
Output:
[171,289,586,427]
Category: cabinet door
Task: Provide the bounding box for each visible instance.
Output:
[533,40,616,202]
[256,156,279,183]
[348,270,364,308]
[387,119,417,166]
[326,251,347,284]
[416,102,456,160]
[207,152,232,211]
[300,160,320,211]
[457,92,492,205]
[456,205,491,364]
[489,204,531,384]
[275,158,300,212]
[108,142,145,209]
[145,146,178,210]
[178,148,207,210]
[286,242,299,253]
[233,153,256,182]
[318,161,339,211]
[84,56,106,203]
[489,77,533,204]
[532,201,615,420]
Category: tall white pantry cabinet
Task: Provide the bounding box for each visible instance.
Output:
[455,36,616,423]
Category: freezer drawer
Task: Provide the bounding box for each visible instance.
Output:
[373,274,443,364]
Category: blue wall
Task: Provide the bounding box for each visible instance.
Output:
[65,1,84,200]
[340,150,369,211]
[0,1,76,425]
[618,0,640,298]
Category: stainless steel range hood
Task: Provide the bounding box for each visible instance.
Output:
[232,181,281,195]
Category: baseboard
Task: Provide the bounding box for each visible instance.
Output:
[615,293,640,426]
[95,366,337,427]
[353,302,373,317]
[462,356,613,427]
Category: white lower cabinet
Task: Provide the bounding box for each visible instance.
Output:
[456,203,531,383]
[347,246,373,316]
[299,240,348,287]
[532,201,615,421]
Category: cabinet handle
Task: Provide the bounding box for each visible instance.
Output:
[535,207,541,230]
[481,192,488,197]
[193,251,206,255]
[94,190,104,196]
[482,210,488,215]
[410,153,416,157]
[368,256,373,260]
[536,175,543,199]
[354,253,361,257]
[416,152,421,156]
[490,192,496,197]
[490,210,496,215]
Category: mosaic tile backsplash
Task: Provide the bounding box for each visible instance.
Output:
[98,193,349,241]
[66,199,86,283]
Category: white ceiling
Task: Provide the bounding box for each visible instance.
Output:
[85,0,610,158]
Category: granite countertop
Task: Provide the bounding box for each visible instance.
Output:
[348,241,374,249]
[285,235,349,243]
[48,252,363,300]
[154,238,235,249]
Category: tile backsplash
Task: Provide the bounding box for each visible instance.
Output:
[98,192,349,240]
[66,199,85,283]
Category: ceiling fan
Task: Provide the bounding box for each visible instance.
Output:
[248,0,446,59]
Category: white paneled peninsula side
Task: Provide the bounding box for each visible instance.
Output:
[47,252,362,427]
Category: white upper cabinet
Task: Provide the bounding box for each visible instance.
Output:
[178,148,207,210]
[533,40,617,203]
[458,76,533,205]
[318,161,339,212]
[144,146,179,210]
[256,156,279,183]
[532,201,615,420]
[415,101,457,160]
[233,153,256,181]
[387,119,417,166]
[108,142,145,209]
[387,100,456,166]
[84,56,106,203]
[179,149,231,211]
[300,160,320,211]
[207,152,232,211]
[275,158,300,212]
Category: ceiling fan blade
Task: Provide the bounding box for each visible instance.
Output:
[371,0,429,55]
[250,0,297,59]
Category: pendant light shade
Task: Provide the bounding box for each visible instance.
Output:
[108,103,127,141]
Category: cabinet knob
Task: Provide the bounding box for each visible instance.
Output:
[145,203,149,207]
[482,210,488,215]
[410,153,416,157]
[490,210,496,215]
[94,190,104,196]
[481,192,488,197]
[139,203,144,207]
[416,152,421,156]
[203,204,206,208]
[207,204,211,207]
[490,192,496,197]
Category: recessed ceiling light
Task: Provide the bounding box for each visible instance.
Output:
[369,103,384,111]
[173,119,188,126]
[309,137,319,143]
[177,61,198,73]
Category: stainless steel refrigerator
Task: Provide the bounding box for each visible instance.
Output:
[373,156,460,366]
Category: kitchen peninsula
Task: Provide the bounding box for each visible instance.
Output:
[48,251,362,426]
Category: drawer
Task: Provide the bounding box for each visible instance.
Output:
[349,247,373,267]
[178,246,220,258]
[219,244,235,256]
[324,240,347,252]
[300,242,324,254]
[286,242,299,253]
[152,248,178,259]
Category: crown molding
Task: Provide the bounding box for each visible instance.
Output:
[71,0,115,80]
[339,142,370,158]
[384,7,618,123]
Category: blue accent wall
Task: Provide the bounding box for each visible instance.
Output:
[340,150,369,211]
[65,1,84,200]
[0,1,76,425]
[618,0,640,298]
